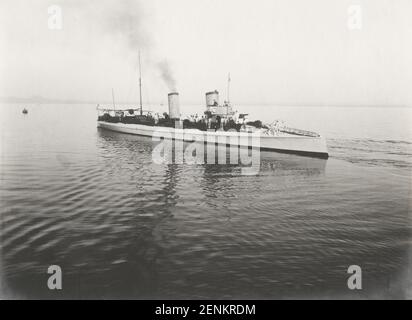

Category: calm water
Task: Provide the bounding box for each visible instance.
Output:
[0,103,411,299]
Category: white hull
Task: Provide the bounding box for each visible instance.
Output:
[97,121,329,159]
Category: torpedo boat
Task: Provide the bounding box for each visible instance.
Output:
[97,57,328,159]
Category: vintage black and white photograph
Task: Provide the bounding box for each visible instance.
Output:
[0,0,411,302]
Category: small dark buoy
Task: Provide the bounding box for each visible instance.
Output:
[22,108,28,114]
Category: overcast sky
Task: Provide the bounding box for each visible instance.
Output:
[0,0,411,106]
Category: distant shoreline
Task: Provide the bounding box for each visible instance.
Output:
[1,98,410,109]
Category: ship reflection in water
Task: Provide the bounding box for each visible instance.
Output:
[98,128,327,178]
[1,114,410,299]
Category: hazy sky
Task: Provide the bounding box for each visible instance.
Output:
[0,0,411,106]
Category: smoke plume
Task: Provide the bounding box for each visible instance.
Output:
[104,0,152,50]
[158,60,177,92]
[100,0,177,91]
[68,0,178,91]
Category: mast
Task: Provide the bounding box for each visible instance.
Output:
[112,88,116,111]
[138,51,143,115]
[227,72,231,104]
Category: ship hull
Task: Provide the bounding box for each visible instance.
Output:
[97,121,329,159]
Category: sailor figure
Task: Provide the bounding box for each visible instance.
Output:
[234,110,239,123]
